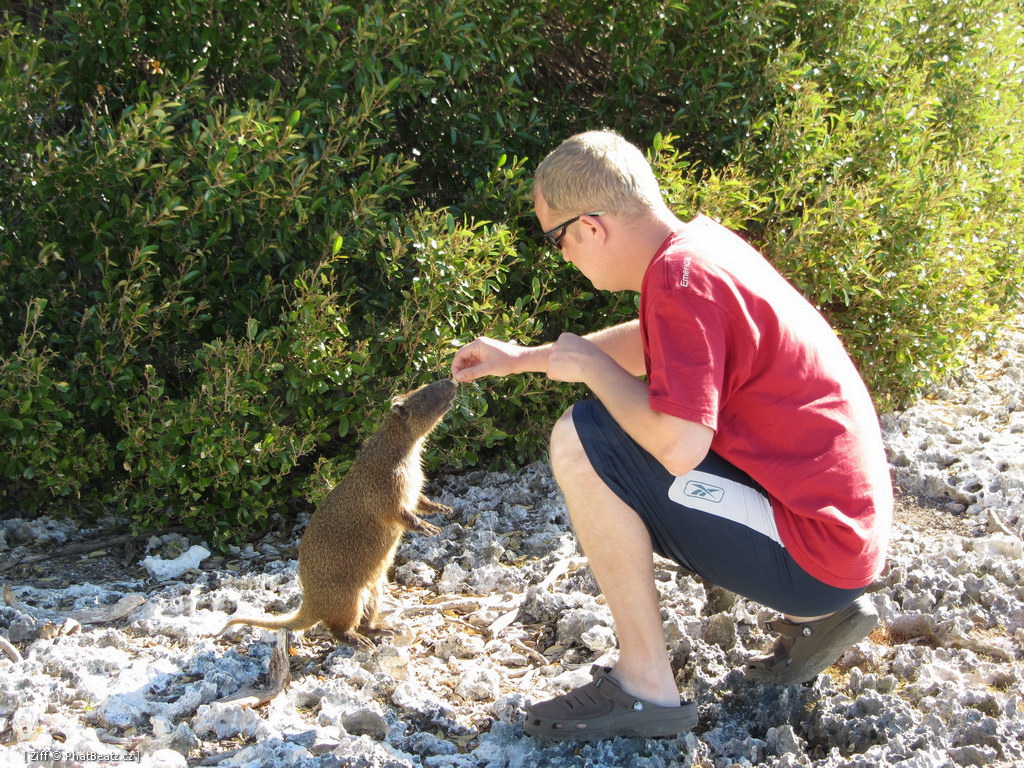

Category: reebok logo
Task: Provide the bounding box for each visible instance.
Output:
[683,480,724,503]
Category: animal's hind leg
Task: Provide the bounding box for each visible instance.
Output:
[358,578,394,637]
[333,627,375,650]
[323,591,373,649]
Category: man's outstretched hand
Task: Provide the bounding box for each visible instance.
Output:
[451,337,534,383]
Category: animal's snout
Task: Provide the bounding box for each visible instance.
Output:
[432,377,458,403]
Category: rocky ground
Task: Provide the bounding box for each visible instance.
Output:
[1,318,1022,768]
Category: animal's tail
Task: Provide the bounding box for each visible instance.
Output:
[220,601,317,634]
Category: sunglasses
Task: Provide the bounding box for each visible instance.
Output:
[540,211,606,250]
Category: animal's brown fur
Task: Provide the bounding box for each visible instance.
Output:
[222,378,457,647]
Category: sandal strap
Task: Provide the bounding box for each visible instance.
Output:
[765,619,813,638]
[590,665,647,711]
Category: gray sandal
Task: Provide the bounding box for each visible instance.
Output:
[744,595,877,685]
[524,665,698,741]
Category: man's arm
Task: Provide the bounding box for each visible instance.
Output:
[450,326,708,475]
[451,320,645,383]
[581,320,645,377]
[450,337,551,382]
[548,332,713,476]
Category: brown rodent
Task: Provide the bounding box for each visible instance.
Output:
[223,378,457,648]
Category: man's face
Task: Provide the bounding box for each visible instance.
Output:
[535,192,605,287]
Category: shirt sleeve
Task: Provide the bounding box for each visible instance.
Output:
[644,293,730,432]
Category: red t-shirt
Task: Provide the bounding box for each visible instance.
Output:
[639,215,892,589]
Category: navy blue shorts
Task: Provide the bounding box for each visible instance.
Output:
[572,399,865,617]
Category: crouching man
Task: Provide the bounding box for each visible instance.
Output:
[451,130,892,740]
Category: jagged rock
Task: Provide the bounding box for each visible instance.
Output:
[342,709,389,740]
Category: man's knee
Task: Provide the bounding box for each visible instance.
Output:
[549,406,578,467]
[550,404,588,477]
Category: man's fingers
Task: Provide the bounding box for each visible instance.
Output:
[452,355,484,383]
[451,345,480,382]
[456,354,497,382]
[452,365,476,383]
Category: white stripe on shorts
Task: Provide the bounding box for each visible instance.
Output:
[667,469,784,547]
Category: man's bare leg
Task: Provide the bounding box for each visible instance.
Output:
[549,407,680,707]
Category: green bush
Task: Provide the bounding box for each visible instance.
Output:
[1,0,1021,541]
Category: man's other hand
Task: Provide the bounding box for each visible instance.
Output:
[547,332,608,385]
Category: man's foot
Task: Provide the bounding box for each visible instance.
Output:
[524,665,698,741]
[744,595,877,685]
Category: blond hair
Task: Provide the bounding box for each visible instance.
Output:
[533,130,665,218]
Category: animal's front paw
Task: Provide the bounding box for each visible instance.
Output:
[420,500,453,516]
[417,520,442,536]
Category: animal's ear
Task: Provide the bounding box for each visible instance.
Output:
[390,395,407,415]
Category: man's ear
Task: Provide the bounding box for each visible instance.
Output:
[581,213,608,245]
